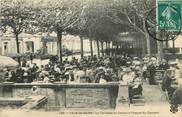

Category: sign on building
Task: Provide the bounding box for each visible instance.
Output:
[157,1,181,31]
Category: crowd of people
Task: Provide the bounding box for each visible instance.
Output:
[3,54,182,103]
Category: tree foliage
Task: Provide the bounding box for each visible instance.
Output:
[31,0,83,34]
[1,0,157,58]
[0,0,35,35]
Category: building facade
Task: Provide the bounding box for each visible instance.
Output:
[0,32,42,56]
[0,32,97,56]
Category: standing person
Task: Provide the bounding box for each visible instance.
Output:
[16,67,24,83]
[170,87,182,113]
[161,71,176,100]
[147,62,156,85]
[31,63,39,82]
[22,58,27,67]
[174,64,182,86]
[30,53,34,64]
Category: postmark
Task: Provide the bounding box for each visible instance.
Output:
[145,1,181,42]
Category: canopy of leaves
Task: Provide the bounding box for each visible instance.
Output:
[1,0,156,42]
[0,0,35,35]
[30,0,83,34]
[70,0,133,42]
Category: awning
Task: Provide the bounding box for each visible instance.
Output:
[115,32,142,42]
[0,56,18,68]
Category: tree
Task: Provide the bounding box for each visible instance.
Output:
[107,0,156,56]
[0,0,35,64]
[129,0,164,59]
[76,0,127,57]
[32,0,83,63]
[128,0,156,56]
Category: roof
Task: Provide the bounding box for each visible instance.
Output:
[41,36,57,42]
[115,32,143,42]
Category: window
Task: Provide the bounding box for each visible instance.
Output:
[3,42,9,54]
[26,41,34,52]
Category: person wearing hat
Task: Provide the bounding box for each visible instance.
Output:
[23,69,28,83]
[128,73,143,103]
[95,70,110,84]
[122,68,135,84]
[170,87,182,113]
[43,74,50,83]
[66,70,75,83]
[161,71,177,100]
[74,67,85,83]
[147,62,156,85]
[159,59,170,71]
[99,73,107,83]
[95,69,105,83]
[174,64,182,86]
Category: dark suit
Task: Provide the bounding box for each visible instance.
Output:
[170,87,182,113]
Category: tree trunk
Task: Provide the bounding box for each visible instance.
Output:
[108,42,110,49]
[96,40,100,57]
[111,41,114,56]
[157,40,163,61]
[112,41,114,49]
[116,45,119,49]
[108,42,111,56]
[106,42,109,49]
[15,33,21,65]
[143,19,151,56]
[42,41,47,54]
[156,33,164,61]
[101,41,104,56]
[80,36,84,58]
[172,40,175,55]
[120,43,122,49]
[165,41,169,48]
[57,32,63,63]
[90,38,93,57]
[141,39,146,57]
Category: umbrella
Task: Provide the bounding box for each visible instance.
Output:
[0,56,19,68]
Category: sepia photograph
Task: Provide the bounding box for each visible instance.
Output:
[0,0,182,117]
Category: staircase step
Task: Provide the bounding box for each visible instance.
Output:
[21,96,47,110]
[132,97,145,106]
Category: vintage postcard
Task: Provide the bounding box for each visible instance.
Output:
[0,0,182,117]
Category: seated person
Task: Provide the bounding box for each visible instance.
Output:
[74,67,85,83]
[43,74,50,83]
[158,59,170,70]
[161,71,177,100]
[121,68,135,84]
[128,73,143,103]
[4,69,11,82]
[99,73,107,83]
[86,67,95,83]
[65,70,75,83]
[94,70,109,83]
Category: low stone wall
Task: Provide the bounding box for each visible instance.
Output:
[0,83,119,110]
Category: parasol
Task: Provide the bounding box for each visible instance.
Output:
[0,55,19,68]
